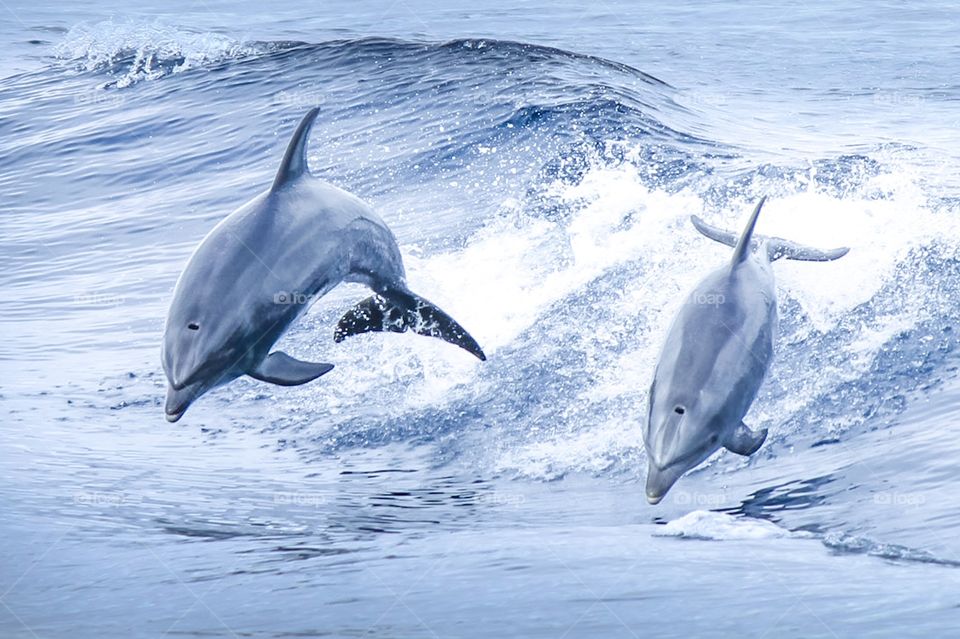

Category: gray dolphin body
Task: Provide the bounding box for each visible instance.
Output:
[162,108,485,422]
[644,198,848,504]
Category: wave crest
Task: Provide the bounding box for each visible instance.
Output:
[54,20,270,87]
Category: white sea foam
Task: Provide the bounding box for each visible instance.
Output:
[435,155,956,477]
[654,510,792,540]
[286,135,956,478]
[55,20,263,87]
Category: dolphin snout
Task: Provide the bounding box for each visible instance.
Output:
[645,463,684,506]
[165,384,200,422]
[163,360,189,391]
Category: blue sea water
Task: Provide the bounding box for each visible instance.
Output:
[2,1,960,636]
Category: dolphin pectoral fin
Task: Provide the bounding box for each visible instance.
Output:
[249,351,334,386]
[334,292,487,361]
[723,422,768,456]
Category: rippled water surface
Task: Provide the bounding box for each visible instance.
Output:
[3,1,960,637]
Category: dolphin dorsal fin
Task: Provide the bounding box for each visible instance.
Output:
[729,196,766,266]
[272,107,321,191]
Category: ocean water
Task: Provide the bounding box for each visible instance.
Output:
[3,1,960,636]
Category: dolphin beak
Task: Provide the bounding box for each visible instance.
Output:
[645,463,685,505]
[165,384,200,422]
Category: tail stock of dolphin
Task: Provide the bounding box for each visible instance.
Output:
[334,289,487,361]
[691,198,850,263]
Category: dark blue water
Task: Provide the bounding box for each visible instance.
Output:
[3,1,960,636]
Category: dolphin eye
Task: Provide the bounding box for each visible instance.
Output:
[187,323,200,331]
[674,406,685,415]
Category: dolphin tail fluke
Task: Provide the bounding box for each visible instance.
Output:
[334,290,486,361]
[765,239,849,262]
[249,351,334,386]
[690,198,849,264]
[723,422,768,456]
[689,197,766,266]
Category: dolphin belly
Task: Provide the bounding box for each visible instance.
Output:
[644,249,776,502]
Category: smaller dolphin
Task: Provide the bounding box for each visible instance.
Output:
[644,198,848,504]
[162,108,485,422]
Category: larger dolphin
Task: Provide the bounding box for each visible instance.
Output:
[162,108,485,422]
[644,198,848,504]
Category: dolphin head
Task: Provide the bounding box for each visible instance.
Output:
[161,295,250,422]
[643,387,726,505]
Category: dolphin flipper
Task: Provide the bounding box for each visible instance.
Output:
[249,351,334,386]
[723,422,768,456]
[334,291,486,361]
